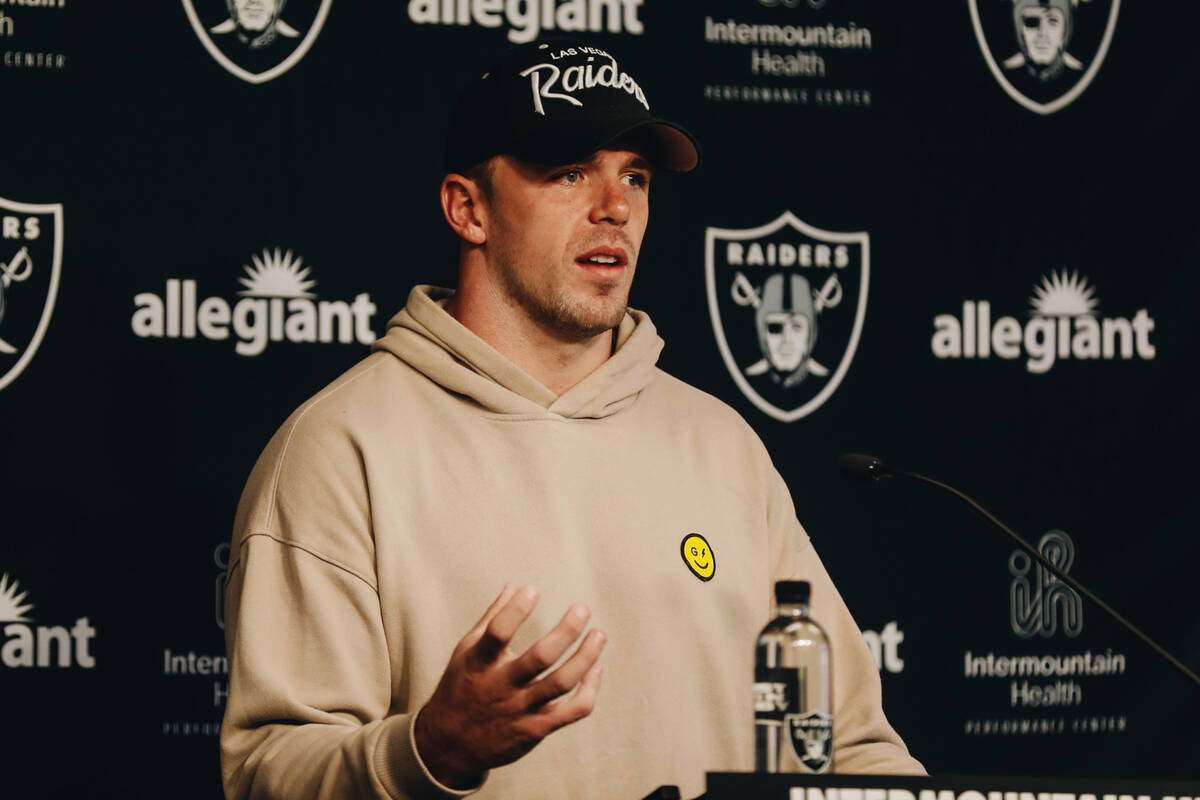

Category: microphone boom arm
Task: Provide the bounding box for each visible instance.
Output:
[861,459,1200,689]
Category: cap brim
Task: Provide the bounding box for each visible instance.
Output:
[584,119,700,173]
[506,118,701,174]
[632,121,701,173]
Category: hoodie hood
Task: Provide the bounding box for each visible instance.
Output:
[371,286,664,419]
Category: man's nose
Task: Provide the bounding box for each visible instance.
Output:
[589,178,630,226]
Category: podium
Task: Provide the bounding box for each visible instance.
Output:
[645,773,1199,800]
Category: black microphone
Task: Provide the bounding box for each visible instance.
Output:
[837,452,888,481]
[838,452,1200,689]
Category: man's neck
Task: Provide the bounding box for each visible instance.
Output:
[444,286,617,397]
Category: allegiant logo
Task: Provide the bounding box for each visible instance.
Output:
[131,248,377,357]
[931,271,1155,374]
[1,573,97,670]
[407,0,646,44]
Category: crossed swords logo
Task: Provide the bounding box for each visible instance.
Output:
[731,270,843,378]
[0,246,32,355]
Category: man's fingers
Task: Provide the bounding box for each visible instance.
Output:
[508,603,592,686]
[456,583,518,654]
[468,583,519,634]
[469,585,540,667]
[524,627,606,708]
[539,661,604,734]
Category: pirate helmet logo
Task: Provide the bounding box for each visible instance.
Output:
[182,0,333,84]
[785,711,833,772]
[0,196,63,392]
[706,212,868,422]
[748,273,836,389]
[969,0,1120,114]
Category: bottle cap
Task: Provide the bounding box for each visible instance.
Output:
[774,580,811,605]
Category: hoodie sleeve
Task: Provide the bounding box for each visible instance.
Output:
[766,466,926,776]
[220,402,484,800]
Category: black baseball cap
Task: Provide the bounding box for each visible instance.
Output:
[445,40,700,175]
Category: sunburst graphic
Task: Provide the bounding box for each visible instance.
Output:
[1029,270,1099,317]
[0,573,33,622]
[237,247,317,298]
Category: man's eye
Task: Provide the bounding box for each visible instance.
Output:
[623,173,649,188]
[559,169,581,183]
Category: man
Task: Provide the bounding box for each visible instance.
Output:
[221,41,923,800]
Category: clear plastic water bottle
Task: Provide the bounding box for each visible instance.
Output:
[753,580,833,773]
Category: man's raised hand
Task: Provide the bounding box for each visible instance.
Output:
[413,584,606,789]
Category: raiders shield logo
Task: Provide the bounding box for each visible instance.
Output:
[969,0,1120,114]
[0,197,63,392]
[182,0,333,84]
[705,212,868,422]
[785,711,833,773]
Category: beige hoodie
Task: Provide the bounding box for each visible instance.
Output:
[220,286,923,800]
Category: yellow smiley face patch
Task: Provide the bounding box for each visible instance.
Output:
[681,533,715,581]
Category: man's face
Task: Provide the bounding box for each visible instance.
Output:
[478,146,651,341]
[764,312,811,371]
[1019,7,1067,65]
[233,0,279,31]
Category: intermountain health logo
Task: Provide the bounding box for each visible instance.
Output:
[1,573,96,669]
[182,0,332,84]
[159,543,232,738]
[931,270,1155,374]
[0,196,63,392]
[706,212,868,422]
[960,529,1129,731]
[969,0,1120,114]
[215,542,230,630]
[700,3,874,109]
[1011,530,1083,638]
[131,247,377,356]
[1,0,68,72]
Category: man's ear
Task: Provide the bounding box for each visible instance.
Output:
[440,174,488,245]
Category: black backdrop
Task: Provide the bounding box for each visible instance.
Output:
[3,1,1198,796]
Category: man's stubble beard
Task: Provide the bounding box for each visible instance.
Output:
[491,238,635,343]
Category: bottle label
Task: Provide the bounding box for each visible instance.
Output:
[753,667,799,721]
[785,711,833,773]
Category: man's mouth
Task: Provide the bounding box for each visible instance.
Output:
[575,248,628,270]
